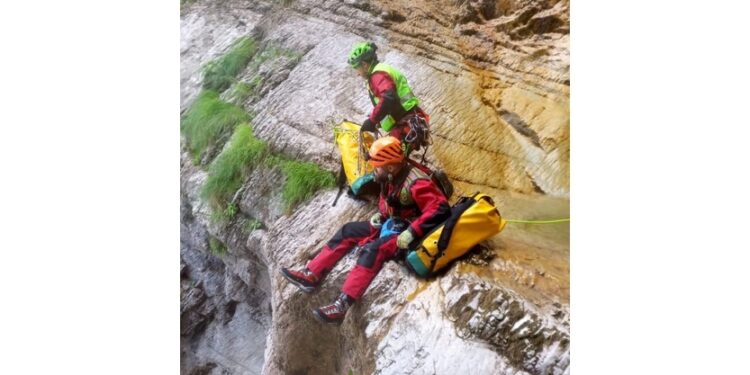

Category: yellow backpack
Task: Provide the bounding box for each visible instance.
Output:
[333,121,374,185]
[406,193,506,277]
[331,121,378,205]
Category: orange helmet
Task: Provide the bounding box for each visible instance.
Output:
[368,136,404,167]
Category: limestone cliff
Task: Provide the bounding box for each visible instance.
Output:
[180,0,569,374]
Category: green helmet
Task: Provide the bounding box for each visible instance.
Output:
[348,42,378,68]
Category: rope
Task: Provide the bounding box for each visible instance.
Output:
[358,129,365,176]
[505,218,570,224]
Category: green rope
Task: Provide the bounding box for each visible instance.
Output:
[505,218,570,224]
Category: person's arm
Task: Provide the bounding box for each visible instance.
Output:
[407,179,451,238]
[362,72,399,131]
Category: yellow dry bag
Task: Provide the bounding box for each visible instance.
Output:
[333,120,375,185]
[406,193,506,277]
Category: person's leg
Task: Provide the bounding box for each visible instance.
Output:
[281,221,370,293]
[281,221,371,293]
[306,221,371,277]
[313,235,398,324]
[312,235,400,324]
[341,235,400,300]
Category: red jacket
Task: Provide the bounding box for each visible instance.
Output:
[367,72,427,126]
[377,165,451,238]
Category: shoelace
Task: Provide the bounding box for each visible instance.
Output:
[322,298,348,315]
[321,303,341,314]
[295,269,316,282]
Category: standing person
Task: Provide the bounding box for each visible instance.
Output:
[280,137,450,324]
[348,42,430,157]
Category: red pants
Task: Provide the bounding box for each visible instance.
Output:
[307,221,400,300]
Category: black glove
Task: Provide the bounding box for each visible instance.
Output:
[361,118,375,133]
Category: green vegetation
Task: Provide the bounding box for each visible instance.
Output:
[272,0,295,8]
[227,75,265,106]
[181,90,249,164]
[202,37,257,92]
[182,36,260,163]
[249,43,302,72]
[183,36,331,219]
[209,237,227,256]
[227,81,252,105]
[223,203,239,219]
[180,0,197,10]
[223,42,304,107]
[186,93,334,216]
[209,202,238,223]
[275,157,336,211]
[245,219,263,232]
[202,124,268,210]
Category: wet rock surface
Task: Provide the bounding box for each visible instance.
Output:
[181,1,569,374]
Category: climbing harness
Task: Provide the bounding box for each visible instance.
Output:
[402,114,431,163]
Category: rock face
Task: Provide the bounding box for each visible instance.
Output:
[180,1,569,374]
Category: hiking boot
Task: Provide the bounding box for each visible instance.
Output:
[313,293,354,325]
[280,267,319,293]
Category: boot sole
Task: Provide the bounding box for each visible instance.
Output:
[280,269,316,294]
[312,309,344,325]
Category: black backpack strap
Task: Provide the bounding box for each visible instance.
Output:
[331,162,347,207]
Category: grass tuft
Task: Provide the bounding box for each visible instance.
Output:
[248,43,302,73]
[181,90,249,164]
[228,82,253,105]
[245,218,263,232]
[209,237,227,256]
[202,124,268,210]
[209,202,240,223]
[202,37,257,92]
[277,158,336,211]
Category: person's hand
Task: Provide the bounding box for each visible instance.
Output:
[397,228,415,249]
[370,212,383,229]
[361,118,375,133]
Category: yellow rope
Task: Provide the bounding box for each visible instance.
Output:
[505,218,570,225]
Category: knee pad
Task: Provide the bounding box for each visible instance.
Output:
[356,243,378,269]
